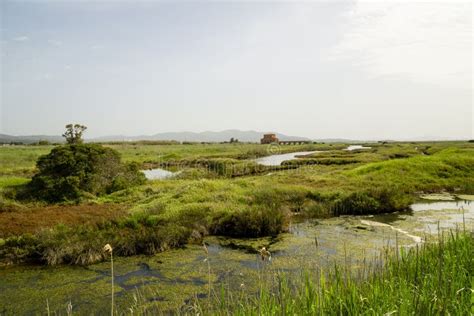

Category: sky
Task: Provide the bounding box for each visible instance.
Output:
[0,0,472,140]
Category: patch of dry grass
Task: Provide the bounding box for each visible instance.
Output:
[0,203,127,238]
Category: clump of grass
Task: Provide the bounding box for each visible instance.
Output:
[331,187,412,216]
[210,206,288,238]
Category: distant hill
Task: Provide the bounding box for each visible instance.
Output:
[0,130,309,144]
[91,130,311,143]
[0,130,378,144]
[1,131,466,145]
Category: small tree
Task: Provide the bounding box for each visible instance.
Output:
[62,124,87,144]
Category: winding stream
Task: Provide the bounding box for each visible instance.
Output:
[255,151,319,166]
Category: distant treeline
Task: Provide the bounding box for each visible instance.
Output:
[0,140,59,146]
[95,140,260,145]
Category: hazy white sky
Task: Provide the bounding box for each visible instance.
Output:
[1,0,472,140]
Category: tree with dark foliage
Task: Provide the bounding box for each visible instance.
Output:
[28,144,145,202]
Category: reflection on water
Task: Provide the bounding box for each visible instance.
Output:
[409,200,473,234]
[411,200,473,212]
[255,151,319,166]
[346,145,372,151]
[142,168,179,180]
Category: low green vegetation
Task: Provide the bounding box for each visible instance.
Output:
[0,145,53,176]
[114,142,328,165]
[0,140,473,314]
[0,141,473,266]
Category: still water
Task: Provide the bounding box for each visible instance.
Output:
[346,145,372,151]
[1,199,471,314]
[255,151,318,166]
[255,145,373,166]
[142,168,179,180]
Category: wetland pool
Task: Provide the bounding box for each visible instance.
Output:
[0,199,472,314]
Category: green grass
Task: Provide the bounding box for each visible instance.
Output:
[108,143,329,164]
[0,176,30,188]
[179,231,473,315]
[0,143,329,175]
[1,142,473,314]
[346,147,474,193]
[0,176,30,209]
[0,145,53,176]
[1,142,473,265]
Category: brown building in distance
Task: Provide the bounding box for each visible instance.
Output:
[260,133,279,144]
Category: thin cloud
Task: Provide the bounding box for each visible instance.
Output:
[47,39,62,46]
[331,1,471,88]
[13,36,29,42]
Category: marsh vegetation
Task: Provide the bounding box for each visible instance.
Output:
[0,140,473,313]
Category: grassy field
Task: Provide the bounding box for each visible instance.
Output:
[0,145,52,176]
[0,141,473,265]
[0,142,327,175]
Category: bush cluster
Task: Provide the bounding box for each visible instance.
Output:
[210,207,287,237]
[331,188,412,216]
[27,144,146,202]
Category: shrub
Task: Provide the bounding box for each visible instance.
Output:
[332,188,412,216]
[210,207,288,237]
[303,202,331,217]
[27,144,146,202]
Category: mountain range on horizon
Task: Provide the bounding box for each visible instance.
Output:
[0,130,316,144]
[91,130,316,143]
[0,129,467,145]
